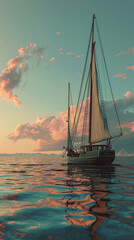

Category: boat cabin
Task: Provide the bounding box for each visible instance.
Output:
[84,144,109,152]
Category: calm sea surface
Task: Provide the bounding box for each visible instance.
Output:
[0,155,134,240]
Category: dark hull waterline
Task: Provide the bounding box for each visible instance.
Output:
[68,150,115,165]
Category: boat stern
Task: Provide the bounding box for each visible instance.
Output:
[98,149,115,164]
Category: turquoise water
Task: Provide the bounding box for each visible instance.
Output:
[0,155,134,239]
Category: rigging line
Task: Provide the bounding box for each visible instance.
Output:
[90,133,122,144]
[69,87,73,131]
[111,135,122,144]
[81,76,90,145]
[95,19,123,135]
[95,49,111,136]
[72,69,91,141]
[70,87,75,124]
[72,68,91,143]
[70,87,79,148]
[71,21,93,136]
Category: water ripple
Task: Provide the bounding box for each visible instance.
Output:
[0,156,134,239]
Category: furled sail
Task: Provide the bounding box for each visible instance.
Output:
[90,49,110,143]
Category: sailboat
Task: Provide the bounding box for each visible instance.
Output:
[64,14,122,165]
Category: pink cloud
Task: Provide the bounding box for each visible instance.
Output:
[32,43,36,49]
[18,46,29,56]
[8,94,134,152]
[116,149,134,156]
[8,100,88,150]
[66,52,73,55]
[113,73,126,79]
[56,32,61,35]
[116,51,128,56]
[124,91,132,99]
[120,121,134,133]
[29,43,37,50]
[19,63,23,69]
[0,58,23,106]
[49,57,55,62]
[0,44,45,106]
[116,47,134,56]
[126,66,134,70]
[7,56,22,69]
[76,54,84,58]
[8,115,67,150]
[123,91,134,106]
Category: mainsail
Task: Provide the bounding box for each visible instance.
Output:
[89,48,110,144]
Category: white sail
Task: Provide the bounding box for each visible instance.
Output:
[90,51,110,143]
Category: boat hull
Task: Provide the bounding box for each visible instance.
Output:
[68,149,115,165]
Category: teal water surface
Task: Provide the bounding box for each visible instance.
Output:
[0,155,134,240]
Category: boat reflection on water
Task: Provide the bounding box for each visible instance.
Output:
[0,156,134,239]
[66,164,115,239]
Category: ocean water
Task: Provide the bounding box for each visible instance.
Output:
[0,155,134,240]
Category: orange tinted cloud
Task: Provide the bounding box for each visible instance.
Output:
[116,51,128,56]
[57,48,62,51]
[66,52,73,55]
[0,58,23,106]
[8,92,134,151]
[8,99,88,150]
[0,44,44,106]
[8,116,63,150]
[49,57,55,62]
[76,54,84,58]
[124,91,132,99]
[113,73,126,79]
[121,121,134,133]
[18,46,29,56]
[56,32,61,35]
[116,47,134,56]
[116,149,134,156]
[6,91,134,155]
[126,66,134,70]
[123,91,134,106]
[32,43,36,49]
[19,63,23,69]
[7,56,23,69]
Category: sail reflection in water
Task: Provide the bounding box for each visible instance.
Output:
[0,155,134,239]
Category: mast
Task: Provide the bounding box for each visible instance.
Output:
[89,14,95,144]
[67,82,70,149]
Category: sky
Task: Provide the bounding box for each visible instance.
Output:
[0,0,134,154]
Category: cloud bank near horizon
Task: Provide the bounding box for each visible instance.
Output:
[8,92,134,153]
